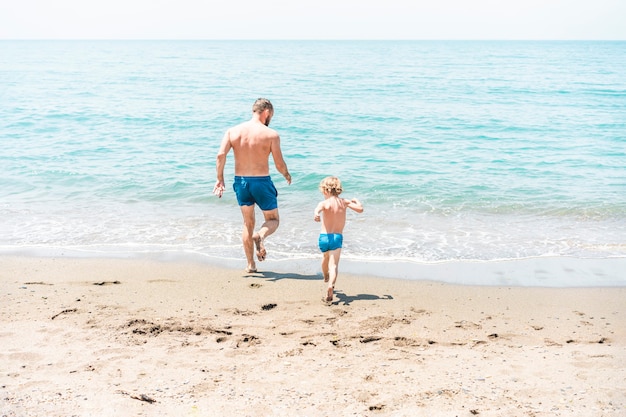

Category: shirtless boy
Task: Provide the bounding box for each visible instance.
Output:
[314,176,363,303]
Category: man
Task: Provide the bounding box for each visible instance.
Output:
[213,98,292,273]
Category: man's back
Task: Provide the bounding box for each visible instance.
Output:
[227,120,277,177]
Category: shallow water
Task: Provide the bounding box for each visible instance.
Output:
[2,40,625,285]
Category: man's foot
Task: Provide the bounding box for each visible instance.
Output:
[245,267,257,273]
[253,234,266,261]
[323,274,329,283]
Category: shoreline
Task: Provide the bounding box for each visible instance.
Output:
[1,255,625,416]
[2,249,626,287]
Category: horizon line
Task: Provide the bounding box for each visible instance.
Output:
[2,38,625,42]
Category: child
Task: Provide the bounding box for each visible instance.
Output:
[314,176,363,304]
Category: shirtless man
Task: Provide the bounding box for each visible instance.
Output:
[213,98,292,273]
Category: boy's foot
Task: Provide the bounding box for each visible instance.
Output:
[253,234,266,261]
[324,286,334,303]
[245,267,257,273]
[323,274,329,283]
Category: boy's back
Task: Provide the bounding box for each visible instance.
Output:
[319,196,350,234]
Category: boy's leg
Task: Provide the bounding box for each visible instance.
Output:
[326,248,341,301]
[321,251,330,282]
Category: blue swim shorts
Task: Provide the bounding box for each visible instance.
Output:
[233,176,278,211]
[318,233,343,252]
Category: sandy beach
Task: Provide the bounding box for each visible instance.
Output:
[1,256,625,416]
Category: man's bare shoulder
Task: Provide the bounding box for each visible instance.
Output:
[255,122,279,137]
[252,125,280,143]
[232,120,277,135]
[226,122,254,143]
[227,121,248,135]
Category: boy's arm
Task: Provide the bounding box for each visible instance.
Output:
[346,198,363,213]
[314,201,325,222]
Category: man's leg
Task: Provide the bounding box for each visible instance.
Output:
[253,209,279,261]
[240,205,256,272]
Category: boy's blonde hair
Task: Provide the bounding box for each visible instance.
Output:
[319,176,342,196]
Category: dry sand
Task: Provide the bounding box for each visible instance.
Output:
[1,256,625,416]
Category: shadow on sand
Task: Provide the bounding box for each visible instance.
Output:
[243,271,394,306]
[244,270,320,282]
[332,290,394,306]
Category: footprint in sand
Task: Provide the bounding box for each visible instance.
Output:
[454,320,482,330]
[93,281,121,286]
[236,334,260,347]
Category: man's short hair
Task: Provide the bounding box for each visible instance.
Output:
[253,98,273,113]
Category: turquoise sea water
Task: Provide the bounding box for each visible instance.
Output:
[1,41,625,284]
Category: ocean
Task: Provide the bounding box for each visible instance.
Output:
[1,40,625,285]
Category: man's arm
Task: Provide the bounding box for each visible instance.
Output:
[213,130,232,198]
[270,135,291,184]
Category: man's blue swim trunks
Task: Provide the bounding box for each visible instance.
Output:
[318,233,343,252]
[233,176,278,211]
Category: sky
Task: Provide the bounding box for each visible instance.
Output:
[1,0,625,40]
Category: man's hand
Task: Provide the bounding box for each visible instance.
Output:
[213,180,225,198]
